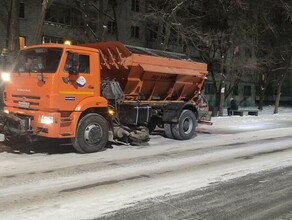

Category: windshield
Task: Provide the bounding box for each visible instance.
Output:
[13,48,63,73]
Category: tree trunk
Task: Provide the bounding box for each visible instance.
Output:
[273,86,281,114]
[258,89,264,110]
[157,20,164,50]
[33,0,53,44]
[273,72,287,114]
[111,3,119,41]
[97,0,105,41]
[162,22,171,51]
[7,0,20,58]
[258,74,266,110]
[273,55,292,114]
[218,81,225,116]
[218,55,225,116]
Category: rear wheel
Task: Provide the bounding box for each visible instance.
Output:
[171,110,197,140]
[72,113,109,153]
[164,123,174,138]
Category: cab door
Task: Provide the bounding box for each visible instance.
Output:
[56,49,100,111]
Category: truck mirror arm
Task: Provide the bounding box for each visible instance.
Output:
[62,77,70,83]
[37,72,45,83]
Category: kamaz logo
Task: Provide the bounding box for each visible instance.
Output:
[17,89,31,92]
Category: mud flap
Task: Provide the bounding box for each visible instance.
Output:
[197,109,213,125]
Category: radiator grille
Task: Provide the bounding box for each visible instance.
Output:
[12,94,40,110]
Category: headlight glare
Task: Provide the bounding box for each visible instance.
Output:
[1,72,11,82]
[40,115,54,124]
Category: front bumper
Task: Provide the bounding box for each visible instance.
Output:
[2,107,78,138]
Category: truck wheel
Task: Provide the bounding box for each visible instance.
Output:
[164,123,174,138]
[147,119,157,134]
[171,110,197,140]
[72,113,109,153]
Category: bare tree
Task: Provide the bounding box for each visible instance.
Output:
[79,0,126,42]
[0,0,10,36]
[145,0,292,115]
[33,0,54,44]
[7,0,20,57]
[179,0,257,114]
[145,0,260,116]
[254,0,292,113]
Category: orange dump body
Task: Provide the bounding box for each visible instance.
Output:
[82,41,208,102]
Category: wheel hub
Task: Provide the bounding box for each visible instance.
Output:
[84,123,102,146]
[182,117,193,134]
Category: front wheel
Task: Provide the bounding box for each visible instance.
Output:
[171,110,197,140]
[72,113,109,153]
[147,118,157,134]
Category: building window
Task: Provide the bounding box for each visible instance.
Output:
[19,2,25,18]
[42,36,64,44]
[19,36,26,48]
[45,5,71,25]
[107,21,117,34]
[243,85,251,96]
[204,83,215,95]
[131,25,140,39]
[233,84,239,96]
[245,48,252,58]
[131,0,140,12]
[72,11,83,27]
[147,26,158,41]
[42,36,80,45]
[149,30,157,40]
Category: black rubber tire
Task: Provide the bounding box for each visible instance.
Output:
[171,110,197,140]
[147,120,157,134]
[164,123,174,138]
[72,113,109,153]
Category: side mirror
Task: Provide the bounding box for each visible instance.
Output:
[67,52,79,75]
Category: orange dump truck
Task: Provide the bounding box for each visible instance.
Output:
[0,41,210,153]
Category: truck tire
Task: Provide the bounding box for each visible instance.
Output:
[171,110,197,140]
[72,113,109,153]
[164,123,174,138]
[147,119,157,134]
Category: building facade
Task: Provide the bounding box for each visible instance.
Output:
[0,0,149,49]
[0,0,261,107]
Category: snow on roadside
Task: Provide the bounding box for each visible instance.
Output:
[0,105,291,176]
[198,105,292,133]
[0,106,292,220]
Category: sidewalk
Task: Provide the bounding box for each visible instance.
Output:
[198,106,292,134]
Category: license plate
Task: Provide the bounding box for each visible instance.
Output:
[18,101,30,108]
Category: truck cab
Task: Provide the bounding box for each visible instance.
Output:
[3,44,108,141]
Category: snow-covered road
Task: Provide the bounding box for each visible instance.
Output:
[1,107,292,219]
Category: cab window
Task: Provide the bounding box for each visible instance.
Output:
[64,54,90,73]
[14,48,63,73]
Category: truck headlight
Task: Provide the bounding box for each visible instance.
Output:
[40,115,54,124]
[1,72,11,82]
